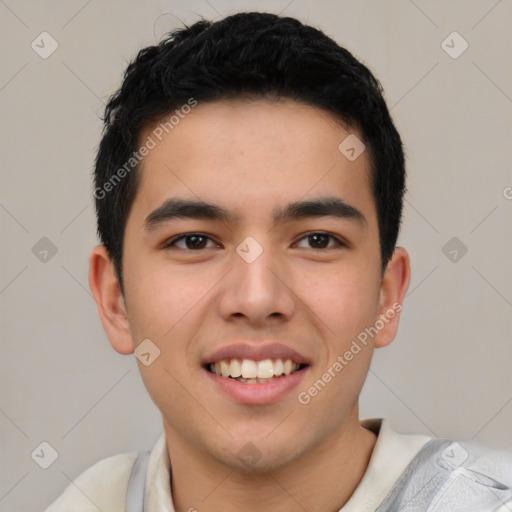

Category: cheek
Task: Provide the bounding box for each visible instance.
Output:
[296,268,379,416]
[294,262,380,337]
[124,264,207,408]
[123,259,206,342]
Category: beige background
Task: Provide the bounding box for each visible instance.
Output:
[1,1,511,510]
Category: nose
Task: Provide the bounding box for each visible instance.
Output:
[217,238,296,327]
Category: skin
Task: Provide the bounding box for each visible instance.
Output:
[89,98,410,512]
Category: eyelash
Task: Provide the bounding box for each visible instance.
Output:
[162,232,347,251]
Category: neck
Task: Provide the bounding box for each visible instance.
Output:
[164,408,378,512]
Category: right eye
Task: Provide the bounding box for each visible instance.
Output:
[162,233,221,250]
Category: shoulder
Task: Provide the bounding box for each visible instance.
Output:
[433,439,512,509]
[44,451,138,512]
[385,438,512,511]
[456,438,512,484]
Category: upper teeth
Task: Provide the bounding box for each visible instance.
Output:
[210,358,301,379]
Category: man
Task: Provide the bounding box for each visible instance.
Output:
[45,11,512,512]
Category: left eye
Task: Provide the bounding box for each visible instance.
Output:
[295,232,344,250]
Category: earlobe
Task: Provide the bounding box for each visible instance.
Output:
[374,247,411,349]
[88,245,134,355]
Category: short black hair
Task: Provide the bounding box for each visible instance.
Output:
[93,11,406,296]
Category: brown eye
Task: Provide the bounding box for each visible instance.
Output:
[295,232,344,250]
[163,233,218,250]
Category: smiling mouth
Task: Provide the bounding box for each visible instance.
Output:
[205,358,308,384]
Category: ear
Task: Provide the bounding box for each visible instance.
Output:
[88,245,134,355]
[373,247,411,349]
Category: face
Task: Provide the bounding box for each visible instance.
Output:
[91,98,409,473]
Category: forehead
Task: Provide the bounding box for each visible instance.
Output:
[132,98,375,224]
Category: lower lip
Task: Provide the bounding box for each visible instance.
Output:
[203,367,309,405]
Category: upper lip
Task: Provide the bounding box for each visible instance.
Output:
[203,343,311,366]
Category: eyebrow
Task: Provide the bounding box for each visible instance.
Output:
[144,196,367,230]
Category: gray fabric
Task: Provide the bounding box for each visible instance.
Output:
[126,450,151,512]
[376,438,512,511]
